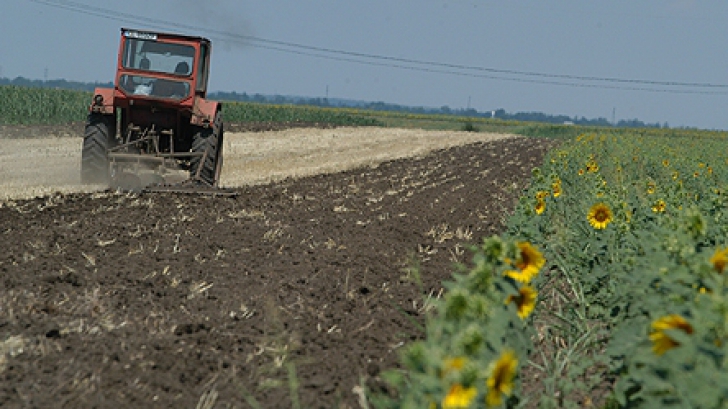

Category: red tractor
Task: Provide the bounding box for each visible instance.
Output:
[81,28,225,192]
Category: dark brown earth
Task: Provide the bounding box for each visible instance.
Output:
[1,134,557,408]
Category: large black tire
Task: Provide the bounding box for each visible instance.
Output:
[190,112,224,186]
[81,114,116,184]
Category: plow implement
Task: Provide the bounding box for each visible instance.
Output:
[106,125,237,197]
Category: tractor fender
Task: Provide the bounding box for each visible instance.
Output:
[89,87,115,115]
[191,98,221,128]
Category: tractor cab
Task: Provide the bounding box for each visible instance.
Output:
[116,29,211,101]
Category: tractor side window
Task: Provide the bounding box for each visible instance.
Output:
[196,44,208,93]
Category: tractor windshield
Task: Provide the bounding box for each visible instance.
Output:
[120,35,195,99]
[122,38,195,76]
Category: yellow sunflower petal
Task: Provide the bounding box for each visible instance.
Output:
[504,242,545,283]
[710,248,728,274]
[649,315,693,355]
[506,285,537,319]
[486,349,518,407]
[443,383,478,409]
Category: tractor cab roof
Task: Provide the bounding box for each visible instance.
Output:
[121,28,211,45]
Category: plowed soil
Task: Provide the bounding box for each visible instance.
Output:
[1,125,557,408]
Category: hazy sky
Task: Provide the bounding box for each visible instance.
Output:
[2,1,727,129]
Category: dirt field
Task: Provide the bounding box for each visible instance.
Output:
[0,125,557,408]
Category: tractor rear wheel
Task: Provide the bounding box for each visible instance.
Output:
[81,113,115,184]
[190,112,224,186]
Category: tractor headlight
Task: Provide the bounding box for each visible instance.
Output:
[94,94,104,106]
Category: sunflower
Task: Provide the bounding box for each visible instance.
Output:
[552,181,562,198]
[672,171,679,180]
[586,160,599,173]
[442,383,477,409]
[646,182,656,194]
[662,159,670,167]
[587,203,613,230]
[710,247,728,274]
[504,242,545,283]
[486,349,518,407]
[536,190,550,200]
[649,314,693,355]
[441,356,468,378]
[652,200,666,213]
[534,199,546,215]
[578,169,585,176]
[506,285,537,319]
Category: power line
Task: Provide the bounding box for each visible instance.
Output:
[242,43,728,95]
[28,0,728,95]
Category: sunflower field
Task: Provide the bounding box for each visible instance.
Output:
[375,130,728,408]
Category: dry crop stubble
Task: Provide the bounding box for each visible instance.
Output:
[1,127,516,201]
[220,127,517,187]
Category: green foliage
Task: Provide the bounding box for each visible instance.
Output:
[514,123,728,141]
[461,121,479,132]
[0,85,90,124]
[221,101,381,126]
[509,132,728,407]
[377,130,728,408]
[372,237,540,408]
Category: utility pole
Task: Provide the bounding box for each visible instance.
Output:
[612,107,616,126]
[467,95,471,110]
[44,67,48,83]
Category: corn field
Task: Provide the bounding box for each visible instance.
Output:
[0,85,378,127]
[0,86,90,125]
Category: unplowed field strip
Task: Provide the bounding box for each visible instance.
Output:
[1,127,515,201]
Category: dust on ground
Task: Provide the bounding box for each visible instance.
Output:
[0,137,103,200]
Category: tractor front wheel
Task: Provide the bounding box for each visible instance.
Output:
[190,112,224,186]
[81,113,115,184]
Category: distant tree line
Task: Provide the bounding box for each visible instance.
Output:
[1,76,668,128]
[210,91,668,129]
